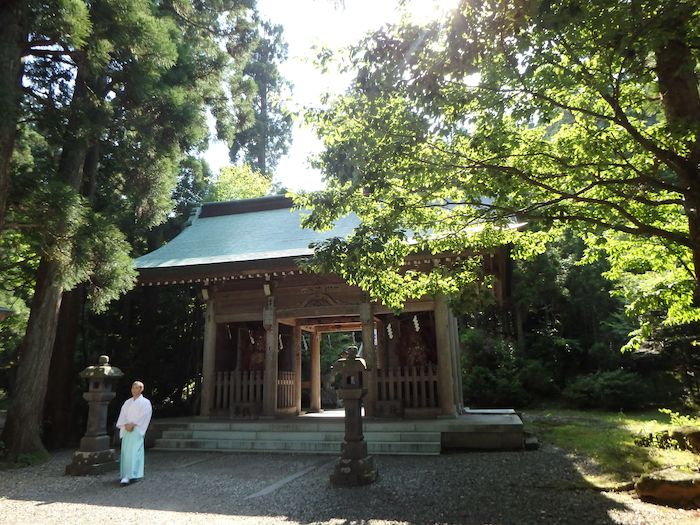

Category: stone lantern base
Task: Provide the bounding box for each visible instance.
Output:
[65,449,119,476]
[330,453,378,487]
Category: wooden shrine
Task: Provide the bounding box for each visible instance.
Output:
[135,195,510,419]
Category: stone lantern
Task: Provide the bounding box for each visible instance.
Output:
[66,355,123,476]
[330,345,378,486]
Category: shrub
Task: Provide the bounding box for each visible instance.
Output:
[518,359,560,398]
[463,365,530,408]
[562,369,651,410]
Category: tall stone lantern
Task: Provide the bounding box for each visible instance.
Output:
[66,355,123,476]
[330,345,378,487]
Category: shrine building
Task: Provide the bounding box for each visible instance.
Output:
[135,195,510,422]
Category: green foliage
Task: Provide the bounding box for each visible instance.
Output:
[206,164,271,201]
[562,370,652,410]
[298,0,699,346]
[585,233,700,349]
[518,359,560,398]
[460,327,529,407]
[658,408,700,428]
[463,365,528,408]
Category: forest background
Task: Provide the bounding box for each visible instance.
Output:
[0,0,699,461]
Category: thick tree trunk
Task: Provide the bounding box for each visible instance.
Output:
[0,0,28,229]
[655,32,700,304]
[1,57,95,458]
[43,287,82,450]
[1,259,63,457]
[43,140,101,449]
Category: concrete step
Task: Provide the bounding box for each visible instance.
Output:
[150,413,525,454]
[154,422,442,455]
[160,428,440,443]
[153,437,440,455]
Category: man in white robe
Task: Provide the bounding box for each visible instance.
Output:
[116,380,153,486]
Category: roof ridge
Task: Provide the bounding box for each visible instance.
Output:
[199,195,294,218]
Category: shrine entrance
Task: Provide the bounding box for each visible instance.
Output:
[203,292,461,420]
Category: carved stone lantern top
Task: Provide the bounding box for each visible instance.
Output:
[79,355,124,391]
[334,345,367,391]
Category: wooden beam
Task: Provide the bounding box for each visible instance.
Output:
[296,315,361,326]
[214,312,263,323]
[313,322,363,333]
[277,304,360,319]
[373,301,435,315]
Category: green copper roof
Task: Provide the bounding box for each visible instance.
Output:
[134,196,359,271]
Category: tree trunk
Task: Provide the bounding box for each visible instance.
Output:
[655,31,700,304]
[43,287,82,450]
[42,140,101,449]
[0,0,28,229]
[1,56,96,458]
[259,81,268,177]
[1,259,63,457]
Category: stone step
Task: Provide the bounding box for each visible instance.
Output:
[153,437,440,455]
[149,413,526,454]
[161,428,441,443]
[185,420,441,433]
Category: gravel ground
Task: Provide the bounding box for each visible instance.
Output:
[0,445,698,525]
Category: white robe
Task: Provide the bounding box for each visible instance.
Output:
[116,395,152,439]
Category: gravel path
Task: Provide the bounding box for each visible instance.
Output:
[0,446,698,524]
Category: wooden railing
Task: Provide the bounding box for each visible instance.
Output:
[375,365,438,412]
[214,370,263,416]
[213,370,297,416]
[277,371,296,410]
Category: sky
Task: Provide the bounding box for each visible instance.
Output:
[202,0,455,192]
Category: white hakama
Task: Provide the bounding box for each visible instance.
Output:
[116,395,152,481]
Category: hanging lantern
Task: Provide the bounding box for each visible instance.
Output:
[386,323,393,340]
[278,334,284,350]
[413,315,420,332]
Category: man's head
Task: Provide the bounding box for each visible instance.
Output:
[131,381,144,399]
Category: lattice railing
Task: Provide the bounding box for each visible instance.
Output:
[276,370,296,410]
[214,370,263,414]
[213,370,297,415]
[375,364,438,409]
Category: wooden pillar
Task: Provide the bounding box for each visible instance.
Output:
[435,294,456,417]
[360,301,376,416]
[262,296,278,417]
[448,309,464,412]
[310,331,322,412]
[200,298,216,418]
[235,325,244,371]
[375,318,386,370]
[294,326,302,414]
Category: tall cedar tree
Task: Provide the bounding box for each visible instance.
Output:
[229,19,292,177]
[2,0,257,459]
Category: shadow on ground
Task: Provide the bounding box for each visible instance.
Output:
[0,445,646,524]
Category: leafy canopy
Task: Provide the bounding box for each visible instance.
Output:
[298,0,698,331]
[206,164,271,201]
